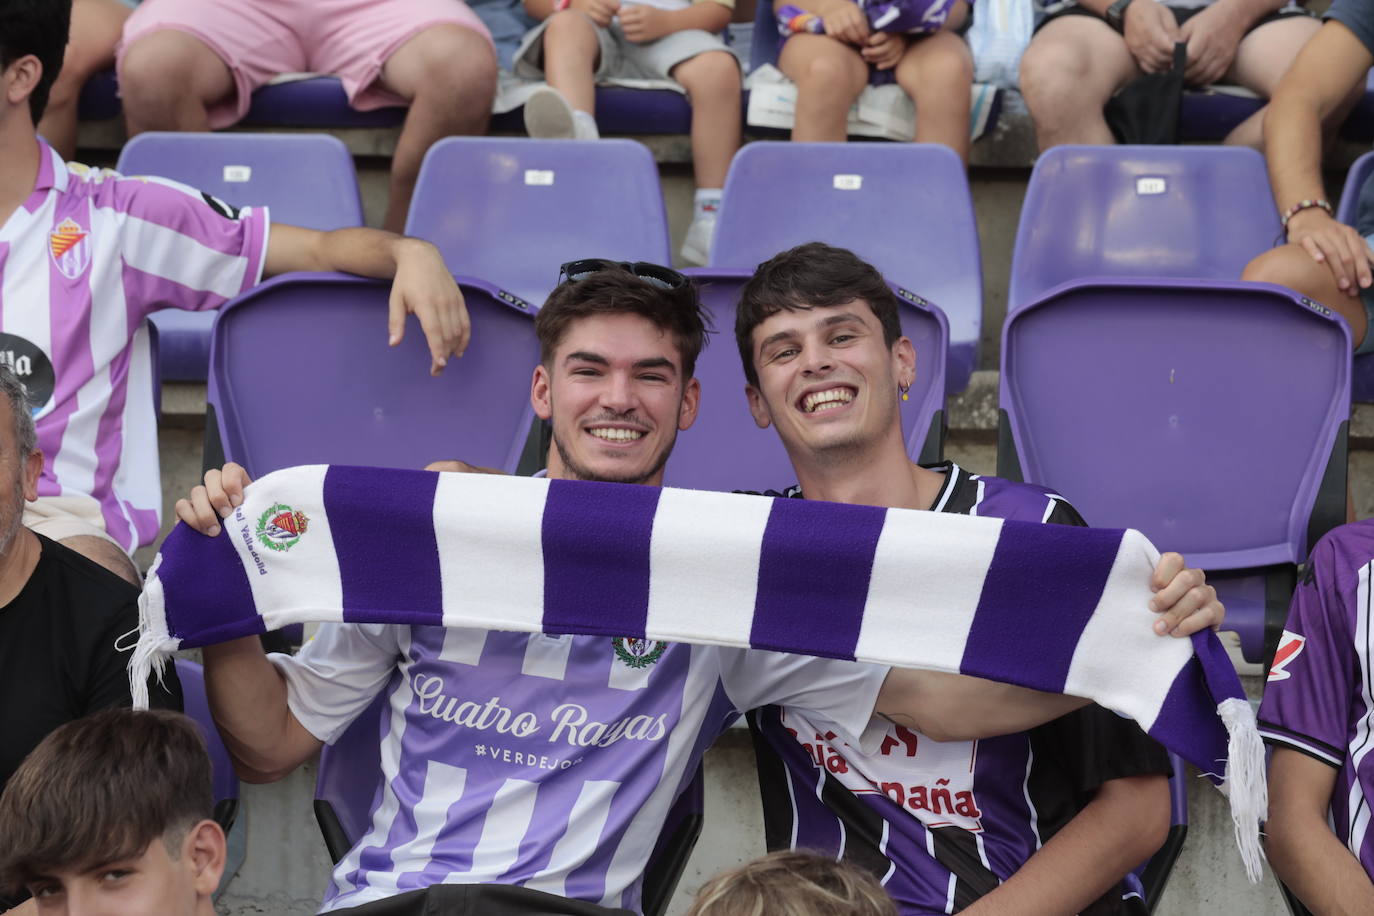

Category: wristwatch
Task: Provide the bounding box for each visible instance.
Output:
[1105,0,1134,31]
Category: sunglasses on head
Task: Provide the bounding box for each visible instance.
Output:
[557,259,687,291]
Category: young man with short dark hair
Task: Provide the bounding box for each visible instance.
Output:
[0,708,224,916]
[735,242,1215,914]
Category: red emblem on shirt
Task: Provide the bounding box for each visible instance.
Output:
[49,218,91,280]
[1267,630,1306,682]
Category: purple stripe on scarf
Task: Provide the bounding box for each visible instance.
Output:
[324,466,443,625]
[159,523,262,644]
[751,499,886,660]
[961,521,1122,692]
[1148,652,1230,781]
[541,479,660,639]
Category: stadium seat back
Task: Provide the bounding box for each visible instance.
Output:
[174,658,241,832]
[1337,151,1374,402]
[1009,146,1280,311]
[709,141,981,393]
[1133,752,1189,913]
[405,138,672,309]
[999,278,1349,663]
[116,132,366,382]
[116,132,365,229]
[661,269,947,492]
[313,684,702,916]
[207,273,539,477]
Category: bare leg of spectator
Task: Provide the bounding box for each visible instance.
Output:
[378,25,498,233]
[37,0,129,159]
[673,51,741,191]
[1223,16,1333,149]
[118,30,234,134]
[894,30,973,166]
[541,11,601,114]
[1243,244,1369,349]
[1019,17,1140,150]
[59,534,139,586]
[779,34,867,142]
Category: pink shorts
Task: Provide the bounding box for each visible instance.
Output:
[118,0,494,128]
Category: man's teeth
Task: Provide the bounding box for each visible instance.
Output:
[802,388,855,413]
[589,427,644,442]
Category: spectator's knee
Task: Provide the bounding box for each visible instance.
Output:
[1019,41,1086,108]
[795,51,865,97]
[1242,244,1319,291]
[543,10,599,47]
[409,25,498,100]
[117,32,202,106]
[677,51,741,98]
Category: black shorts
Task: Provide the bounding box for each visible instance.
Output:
[1035,2,1316,34]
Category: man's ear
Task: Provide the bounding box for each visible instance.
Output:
[185,820,227,897]
[22,450,41,503]
[4,55,41,109]
[678,377,701,431]
[531,364,552,421]
[745,384,772,430]
[893,336,916,392]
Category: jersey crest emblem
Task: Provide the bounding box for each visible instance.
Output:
[255,503,309,552]
[49,218,90,280]
[612,637,667,669]
[1267,630,1306,682]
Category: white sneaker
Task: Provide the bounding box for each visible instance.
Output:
[524,86,577,139]
[680,213,716,266]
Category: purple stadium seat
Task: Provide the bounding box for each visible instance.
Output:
[243,76,407,128]
[174,658,241,832]
[206,273,539,478]
[1336,151,1374,401]
[708,142,980,394]
[116,133,365,382]
[404,137,671,308]
[76,68,120,121]
[1009,146,1280,313]
[662,269,947,491]
[998,277,1350,665]
[313,681,703,916]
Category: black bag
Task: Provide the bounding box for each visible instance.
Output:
[1104,42,1188,144]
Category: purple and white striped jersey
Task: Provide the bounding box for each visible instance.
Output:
[272,623,888,912]
[748,463,1170,915]
[1258,520,1374,879]
[0,139,268,550]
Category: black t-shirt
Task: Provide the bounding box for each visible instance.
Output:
[0,536,182,909]
[0,534,182,804]
[745,464,1171,914]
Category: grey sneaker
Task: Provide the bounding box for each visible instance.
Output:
[523,85,577,139]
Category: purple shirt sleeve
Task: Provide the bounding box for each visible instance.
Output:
[1258,534,1360,769]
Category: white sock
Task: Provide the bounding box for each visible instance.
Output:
[572,110,600,140]
[694,189,722,219]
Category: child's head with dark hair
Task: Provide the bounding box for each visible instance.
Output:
[0,708,225,915]
[735,242,902,388]
[0,0,72,125]
[687,851,899,916]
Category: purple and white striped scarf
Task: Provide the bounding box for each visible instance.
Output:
[133,465,1265,877]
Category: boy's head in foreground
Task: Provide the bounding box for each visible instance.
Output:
[687,850,899,916]
[0,708,225,915]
